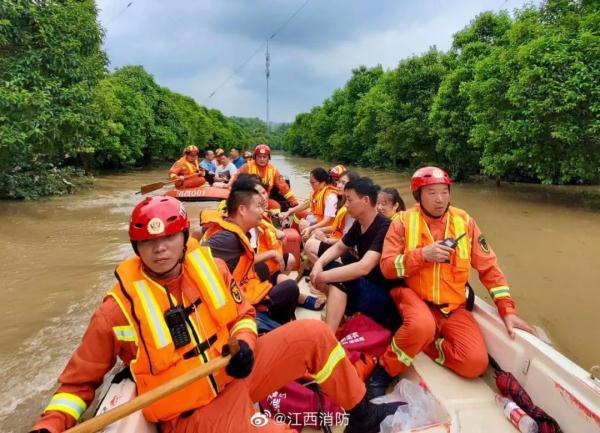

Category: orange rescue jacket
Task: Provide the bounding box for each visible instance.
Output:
[169,156,201,180]
[108,246,239,422]
[381,204,515,316]
[202,217,272,304]
[310,185,337,222]
[257,217,284,274]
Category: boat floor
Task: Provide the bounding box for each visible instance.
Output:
[294,275,515,433]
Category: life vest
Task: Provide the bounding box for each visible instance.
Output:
[107,246,238,422]
[170,156,200,179]
[309,185,337,222]
[391,211,404,222]
[400,205,471,314]
[329,205,348,240]
[257,217,283,275]
[202,217,272,304]
[246,160,277,193]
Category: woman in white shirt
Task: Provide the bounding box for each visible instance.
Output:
[279,167,338,239]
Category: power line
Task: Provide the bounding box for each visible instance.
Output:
[205,0,310,101]
[108,1,133,24]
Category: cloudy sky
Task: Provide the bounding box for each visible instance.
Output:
[96,0,534,123]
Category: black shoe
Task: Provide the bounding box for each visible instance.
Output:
[366,364,394,401]
[345,396,404,433]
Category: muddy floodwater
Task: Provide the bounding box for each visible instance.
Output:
[1,153,598,432]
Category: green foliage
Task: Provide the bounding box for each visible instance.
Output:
[228,116,291,151]
[0,0,107,198]
[284,0,600,184]
[0,156,93,200]
[0,1,251,198]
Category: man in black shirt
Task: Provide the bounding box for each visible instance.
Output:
[310,177,402,332]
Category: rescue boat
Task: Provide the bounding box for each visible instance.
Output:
[93,283,599,433]
[92,227,599,433]
[164,186,230,202]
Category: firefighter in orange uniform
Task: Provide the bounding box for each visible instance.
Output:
[367,166,536,400]
[235,144,298,211]
[30,196,401,433]
[169,145,206,189]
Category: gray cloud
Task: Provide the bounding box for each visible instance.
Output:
[97,0,535,123]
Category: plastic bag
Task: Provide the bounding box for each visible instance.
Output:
[374,379,445,432]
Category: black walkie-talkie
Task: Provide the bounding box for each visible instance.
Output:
[440,232,466,249]
[164,307,191,348]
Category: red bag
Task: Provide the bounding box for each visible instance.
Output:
[260,381,344,432]
[258,315,392,430]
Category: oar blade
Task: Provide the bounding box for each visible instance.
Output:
[140,181,166,195]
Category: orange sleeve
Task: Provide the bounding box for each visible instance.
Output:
[169,160,183,179]
[469,219,516,317]
[31,298,127,433]
[380,218,426,279]
[273,168,298,206]
[215,259,258,352]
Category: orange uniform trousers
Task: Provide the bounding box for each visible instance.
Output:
[380,287,488,379]
[177,176,205,189]
[162,320,366,433]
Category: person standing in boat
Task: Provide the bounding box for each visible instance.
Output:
[30,195,402,433]
[168,145,206,189]
[370,166,537,399]
[235,144,299,211]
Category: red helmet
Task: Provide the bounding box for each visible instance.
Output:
[254,144,271,158]
[410,166,451,194]
[184,145,199,155]
[129,196,189,242]
[329,165,347,181]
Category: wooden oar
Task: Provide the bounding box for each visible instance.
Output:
[139,173,201,195]
[65,337,239,433]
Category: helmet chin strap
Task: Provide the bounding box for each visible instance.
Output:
[135,230,189,279]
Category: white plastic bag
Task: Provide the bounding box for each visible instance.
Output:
[374,379,444,433]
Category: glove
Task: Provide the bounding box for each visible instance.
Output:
[222,340,254,379]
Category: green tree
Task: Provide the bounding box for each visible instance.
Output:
[0,0,107,198]
[430,11,513,179]
[467,0,600,183]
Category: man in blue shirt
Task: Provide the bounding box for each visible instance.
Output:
[200,149,217,172]
[230,147,245,169]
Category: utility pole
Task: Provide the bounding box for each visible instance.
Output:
[265,39,270,130]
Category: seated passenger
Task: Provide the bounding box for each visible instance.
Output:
[376,187,406,221]
[279,167,338,239]
[309,177,403,332]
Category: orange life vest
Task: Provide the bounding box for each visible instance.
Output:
[170,156,200,179]
[246,160,277,193]
[202,217,272,304]
[257,217,284,275]
[400,205,472,314]
[107,246,237,422]
[391,211,404,222]
[310,185,337,222]
[329,205,349,240]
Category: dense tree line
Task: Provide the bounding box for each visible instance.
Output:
[0,0,259,199]
[284,0,599,184]
[229,117,290,150]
